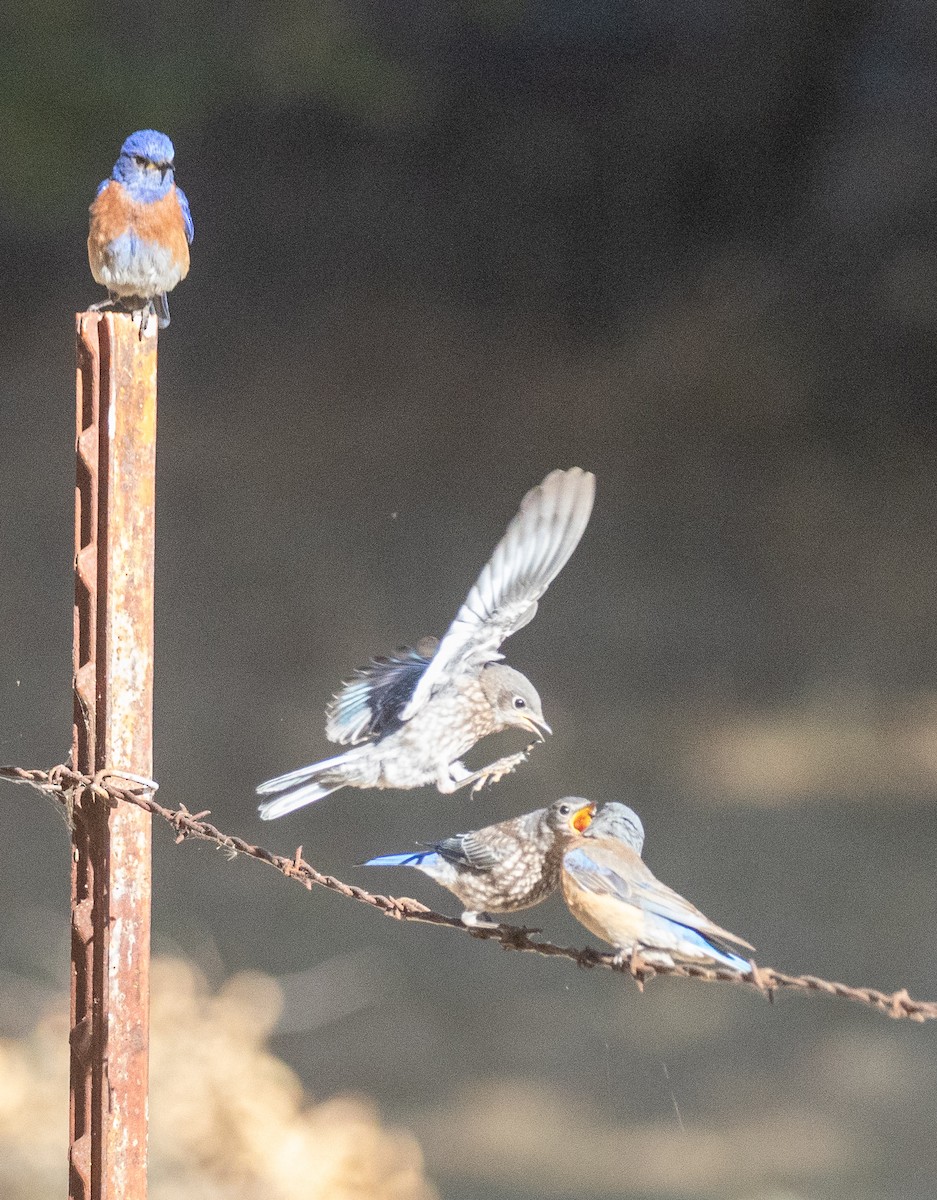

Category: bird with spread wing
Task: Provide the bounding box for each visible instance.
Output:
[257,467,596,818]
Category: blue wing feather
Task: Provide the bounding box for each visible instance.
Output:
[95,178,110,198]
[176,186,194,243]
[564,848,626,898]
[325,648,432,745]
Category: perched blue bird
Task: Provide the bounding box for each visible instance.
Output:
[257,467,596,818]
[364,797,595,925]
[88,129,193,330]
[562,803,754,974]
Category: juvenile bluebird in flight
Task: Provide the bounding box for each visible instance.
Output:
[562,803,754,974]
[257,467,596,818]
[88,129,193,330]
[363,797,595,926]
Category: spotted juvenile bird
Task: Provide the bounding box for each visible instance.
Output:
[562,803,754,974]
[88,129,193,330]
[257,467,596,818]
[364,797,596,925]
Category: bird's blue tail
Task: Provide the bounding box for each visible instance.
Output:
[364,850,439,869]
[677,927,752,974]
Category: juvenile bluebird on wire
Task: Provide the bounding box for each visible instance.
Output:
[562,802,754,974]
[257,467,596,818]
[87,129,193,330]
[364,797,595,926]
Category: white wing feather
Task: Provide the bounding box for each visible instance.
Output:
[399,467,595,720]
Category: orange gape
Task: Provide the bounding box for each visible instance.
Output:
[572,806,593,833]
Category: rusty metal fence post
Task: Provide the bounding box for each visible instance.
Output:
[70,312,157,1200]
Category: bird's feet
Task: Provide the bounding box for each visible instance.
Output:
[471,749,530,793]
[609,947,658,991]
[138,299,162,338]
[449,748,533,794]
[461,913,544,942]
[461,911,500,929]
[86,295,159,339]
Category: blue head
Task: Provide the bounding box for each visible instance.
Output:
[111,130,177,201]
[585,802,645,854]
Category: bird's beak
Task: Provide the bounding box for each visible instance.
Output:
[520,714,552,741]
[572,802,596,833]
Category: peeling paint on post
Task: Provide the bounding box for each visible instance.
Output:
[71,311,155,1200]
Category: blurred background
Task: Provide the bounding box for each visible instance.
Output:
[2,3,937,1197]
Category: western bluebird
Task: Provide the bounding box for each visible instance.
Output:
[364,797,596,925]
[562,802,754,973]
[87,129,193,330]
[257,467,596,818]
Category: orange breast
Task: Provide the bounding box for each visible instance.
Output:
[133,187,190,276]
[87,181,190,279]
[88,181,132,273]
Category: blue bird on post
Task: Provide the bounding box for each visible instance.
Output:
[562,803,755,975]
[257,467,596,818]
[88,129,193,330]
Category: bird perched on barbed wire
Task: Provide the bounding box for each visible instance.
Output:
[87,129,193,331]
[562,803,754,975]
[257,467,596,818]
[364,797,595,926]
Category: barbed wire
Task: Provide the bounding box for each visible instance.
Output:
[2,762,935,1023]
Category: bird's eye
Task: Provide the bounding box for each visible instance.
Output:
[133,155,147,167]
[512,696,526,709]
[559,804,571,816]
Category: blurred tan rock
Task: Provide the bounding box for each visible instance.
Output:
[688,691,937,805]
[0,957,436,1200]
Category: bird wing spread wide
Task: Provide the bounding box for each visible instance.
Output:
[564,841,754,951]
[325,649,432,745]
[400,467,595,721]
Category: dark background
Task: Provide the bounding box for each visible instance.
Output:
[3,4,937,1197]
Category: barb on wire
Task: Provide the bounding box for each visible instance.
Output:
[2,762,935,1024]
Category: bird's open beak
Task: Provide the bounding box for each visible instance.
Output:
[520,714,552,741]
[572,802,596,833]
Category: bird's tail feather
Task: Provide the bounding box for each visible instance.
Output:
[676,927,752,974]
[364,850,438,869]
[257,750,354,796]
[705,945,751,974]
[256,750,354,819]
[257,779,343,819]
